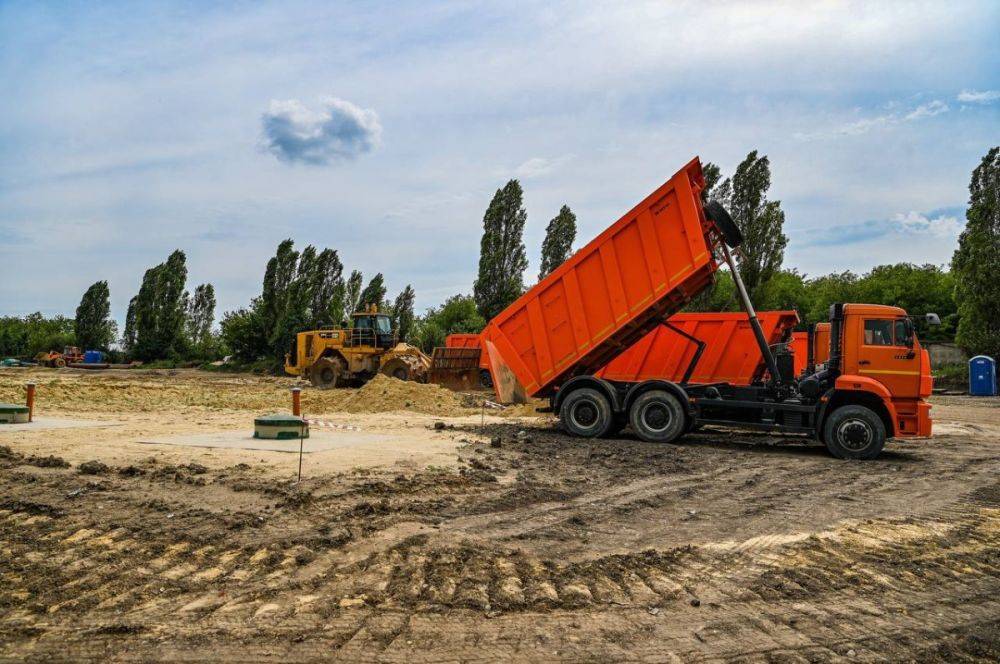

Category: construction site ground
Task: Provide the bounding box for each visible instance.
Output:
[0,368,997,662]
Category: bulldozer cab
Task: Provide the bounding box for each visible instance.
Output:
[350,312,395,349]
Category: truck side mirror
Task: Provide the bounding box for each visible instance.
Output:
[925,313,941,326]
[903,318,915,348]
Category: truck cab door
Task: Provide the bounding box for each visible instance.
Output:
[850,316,920,398]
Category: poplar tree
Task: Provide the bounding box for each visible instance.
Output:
[952,146,1000,358]
[74,280,116,350]
[344,270,364,317]
[474,179,528,320]
[538,205,577,280]
[185,284,216,348]
[133,250,188,360]
[358,273,386,310]
[392,285,416,341]
[311,248,345,326]
[714,151,788,304]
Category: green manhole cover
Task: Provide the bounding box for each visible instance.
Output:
[254,414,309,440]
[0,403,29,424]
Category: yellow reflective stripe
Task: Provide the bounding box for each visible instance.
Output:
[859,369,920,376]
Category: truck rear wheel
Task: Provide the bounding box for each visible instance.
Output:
[823,405,886,460]
[479,369,494,389]
[629,390,686,443]
[561,388,614,438]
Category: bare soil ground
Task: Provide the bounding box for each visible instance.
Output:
[0,369,998,662]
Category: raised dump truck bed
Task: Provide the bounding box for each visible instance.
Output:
[596,311,799,385]
[480,157,736,402]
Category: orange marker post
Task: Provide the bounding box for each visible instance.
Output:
[25,382,36,422]
[291,387,302,417]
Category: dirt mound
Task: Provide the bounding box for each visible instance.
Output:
[329,374,472,416]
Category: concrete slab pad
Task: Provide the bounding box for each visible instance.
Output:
[0,416,122,433]
[138,429,394,453]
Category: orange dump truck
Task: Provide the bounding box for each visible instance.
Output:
[471,157,935,459]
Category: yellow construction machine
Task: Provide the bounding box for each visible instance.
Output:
[284,306,431,388]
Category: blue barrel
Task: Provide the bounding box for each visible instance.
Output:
[969,355,997,396]
[83,350,104,364]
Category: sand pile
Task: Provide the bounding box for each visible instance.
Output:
[326,374,472,416]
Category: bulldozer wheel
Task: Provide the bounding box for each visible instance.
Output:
[381,357,418,382]
[54,358,66,368]
[310,357,344,389]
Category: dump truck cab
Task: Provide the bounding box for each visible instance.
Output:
[799,303,933,441]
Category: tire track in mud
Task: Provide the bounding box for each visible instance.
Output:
[9,480,990,621]
[4,492,996,661]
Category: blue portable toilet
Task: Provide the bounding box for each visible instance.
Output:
[83,350,104,364]
[969,356,997,396]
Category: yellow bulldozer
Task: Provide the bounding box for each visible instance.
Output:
[284,306,431,388]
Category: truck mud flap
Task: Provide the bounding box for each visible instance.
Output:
[484,339,527,404]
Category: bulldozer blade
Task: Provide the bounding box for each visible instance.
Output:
[483,339,527,404]
[428,347,481,391]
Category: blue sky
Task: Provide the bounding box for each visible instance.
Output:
[1,1,998,324]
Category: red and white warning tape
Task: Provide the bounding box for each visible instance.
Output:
[303,418,361,431]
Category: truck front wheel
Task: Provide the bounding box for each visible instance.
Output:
[823,405,886,460]
[561,388,614,438]
[629,390,686,443]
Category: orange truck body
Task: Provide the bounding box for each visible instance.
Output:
[449,310,799,387]
[479,157,722,401]
[596,311,799,385]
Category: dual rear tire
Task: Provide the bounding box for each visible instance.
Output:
[560,387,685,444]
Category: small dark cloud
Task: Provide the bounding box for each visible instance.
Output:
[260,96,381,165]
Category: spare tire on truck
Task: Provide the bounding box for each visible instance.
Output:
[704,200,743,248]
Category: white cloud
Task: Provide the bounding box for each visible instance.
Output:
[795,97,950,140]
[891,210,963,237]
[260,96,381,165]
[957,89,1000,104]
[512,155,573,179]
[904,100,949,120]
